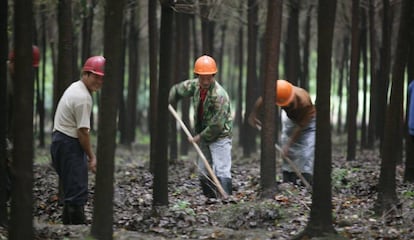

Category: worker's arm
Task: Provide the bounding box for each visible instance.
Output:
[248,96,264,129]
[77,127,96,173]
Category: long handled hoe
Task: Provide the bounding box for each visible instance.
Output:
[168,104,228,199]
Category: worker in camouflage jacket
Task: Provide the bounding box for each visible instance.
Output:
[169,55,233,198]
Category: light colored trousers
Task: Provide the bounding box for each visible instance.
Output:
[281,115,316,175]
[198,137,232,179]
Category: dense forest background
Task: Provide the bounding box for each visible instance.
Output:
[1,0,414,239]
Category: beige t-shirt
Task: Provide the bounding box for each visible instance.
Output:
[53,80,92,138]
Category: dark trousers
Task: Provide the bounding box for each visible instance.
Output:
[50,131,88,206]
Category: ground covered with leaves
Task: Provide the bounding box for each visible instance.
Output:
[1,140,414,239]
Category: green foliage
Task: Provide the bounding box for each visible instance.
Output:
[332,167,359,189]
[172,200,195,216]
[402,189,414,198]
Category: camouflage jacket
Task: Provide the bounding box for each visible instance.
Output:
[169,78,233,143]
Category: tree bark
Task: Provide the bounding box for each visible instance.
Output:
[9,0,35,238]
[90,0,125,238]
[259,0,282,198]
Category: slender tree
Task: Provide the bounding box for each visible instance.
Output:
[243,0,259,157]
[346,0,360,161]
[259,0,282,198]
[54,0,73,115]
[149,0,158,174]
[375,0,411,214]
[284,0,301,86]
[367,0,378,148]
[376,0,391,145]
[294,0,338,238]
[90,0,126,238]
[153,0,174,207]
[9,0,35,238]
[404,1,414,182]
[0,0,8,228]
[125,0,140,146]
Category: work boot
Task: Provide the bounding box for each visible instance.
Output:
[218,177,232,196]
[63,204,85,225]
[200,176,217,199]
[282,171,297,184]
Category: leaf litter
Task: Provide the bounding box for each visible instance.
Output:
[0,142,413,239]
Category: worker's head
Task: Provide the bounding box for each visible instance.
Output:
[8,45,40,75]
[194,55,217,89]
[276,80,294,107]
[82,56,105,76]
[82,56,105,92]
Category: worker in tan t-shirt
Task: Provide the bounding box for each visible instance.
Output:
[248,80,316,185]
[51,56,105,225]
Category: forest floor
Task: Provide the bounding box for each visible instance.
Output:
[1,136,414,240]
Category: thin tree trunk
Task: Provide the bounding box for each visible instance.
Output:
[347,0,360,161]
[376,0,411,214]
[295,0,338,237]
[148,0,158,174]
[91,0,125,239]
[9,0,35,238]
[284,0,301,86]
[404,1,414,182]
[0,0,8,228]
[367,0,378,148]
[153,0,174,206]
[260,0,282,199]
[360,6,368,149]
[243,0,259,157]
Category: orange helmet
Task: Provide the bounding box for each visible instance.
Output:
[194,55,217,75]
[8,45,40,67]
[82,56,106,76]
[276,80,294,106]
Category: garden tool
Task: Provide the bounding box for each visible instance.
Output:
[168,104,228,199]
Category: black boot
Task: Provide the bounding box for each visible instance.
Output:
[200,176,217,198]
[282,171,297,184]
[63,204,85,225]
[218,177,232,196]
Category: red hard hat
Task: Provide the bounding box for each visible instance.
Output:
[82,56,106,76]
[8,45,40,67]
[194,55,217,75]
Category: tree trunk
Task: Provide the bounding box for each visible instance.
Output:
[376,0,411,214]
[153,0,174,206]
[376,0,391,145]
[301,3,313,90]
[9,0,35,238]
[295,0,338,238]
[404,1,414,182]
[360,6,368,149]
[367,0,378,148]
[346,0,360,161]
[284,0,301,86]
[125,1,140,145]
[148,0,158,174]
[243,0,259,157]
[175,12,191,156]
[0,0,8,228]
[90,0,125,239]
[259,0,282,199]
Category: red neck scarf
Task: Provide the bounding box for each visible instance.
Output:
[198,88,208,121]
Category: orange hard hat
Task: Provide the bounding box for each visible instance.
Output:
[8,45,40,67]
[194,55,217,75]
[276,80,294,106]
[82,56,106,76]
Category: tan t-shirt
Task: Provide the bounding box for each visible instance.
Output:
[53,80,92,138]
